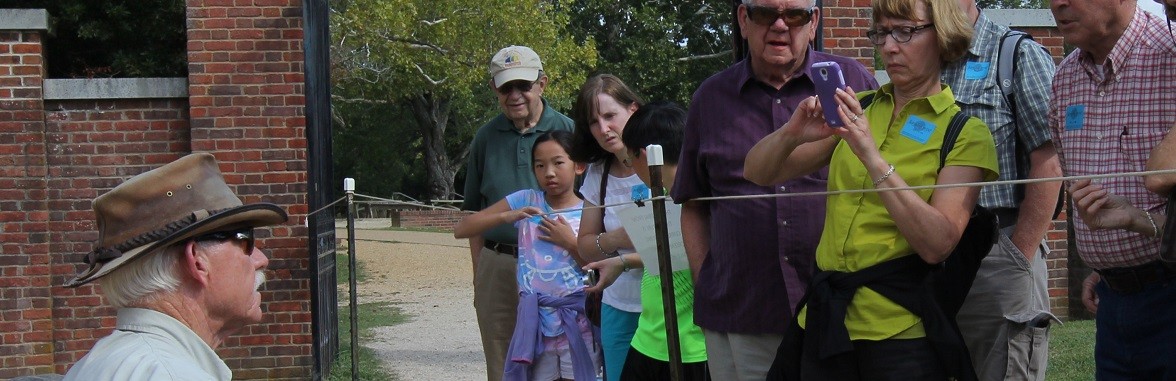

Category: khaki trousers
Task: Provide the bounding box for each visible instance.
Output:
[473,247,519,381]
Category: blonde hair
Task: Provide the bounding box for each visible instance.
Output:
[872,0,972,62]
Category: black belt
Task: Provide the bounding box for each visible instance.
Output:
[990,207,1018,229]
[1098,260,1176,293]
[484,240,518,257]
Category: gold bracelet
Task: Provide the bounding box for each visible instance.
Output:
[873,163,895,188]
[1144,210,1159,238]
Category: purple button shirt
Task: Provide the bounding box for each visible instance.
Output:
[671,50,878,334]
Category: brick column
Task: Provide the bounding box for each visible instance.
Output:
[0,9,53,379]
[186,1,312,378]
[820,0,876,69]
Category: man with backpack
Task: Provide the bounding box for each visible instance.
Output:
[941,1,1062,380]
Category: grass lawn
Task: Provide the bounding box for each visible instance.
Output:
[1046,318,1095,381]
[328,253,410,381]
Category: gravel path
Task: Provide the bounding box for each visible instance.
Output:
[339,220,485,380]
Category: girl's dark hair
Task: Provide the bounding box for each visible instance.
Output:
[569,74,644,163]
[620,100,686,165]
[532,130,577,161]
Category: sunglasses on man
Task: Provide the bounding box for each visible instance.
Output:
[193,228,256,254]
[496,80,537,95]
[745,5,814,28]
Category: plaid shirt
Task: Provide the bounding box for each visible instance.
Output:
[1049,8,1176,269]
[942,12,1055,209]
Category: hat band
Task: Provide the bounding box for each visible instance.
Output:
[83,208,225,265]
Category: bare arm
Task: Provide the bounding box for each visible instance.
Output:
[681,200,710,281]
[453,199,540,238]
[1145,124,1176,195]
[744,96,839,185]
[575,202,634,263]
[1010,142,1063,261]
[876,164,985,264]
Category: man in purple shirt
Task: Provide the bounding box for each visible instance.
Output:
[670,0,877,379]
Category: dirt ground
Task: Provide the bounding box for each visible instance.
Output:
[339,220,485,380]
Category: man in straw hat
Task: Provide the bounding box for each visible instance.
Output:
[62,153,288,380]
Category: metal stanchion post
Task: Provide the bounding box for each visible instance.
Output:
[344,178,359,381]
[647,145,684,380]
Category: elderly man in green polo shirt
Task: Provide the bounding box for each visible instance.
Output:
[460,45,575,381]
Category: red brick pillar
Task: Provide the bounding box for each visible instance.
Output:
[186,0,313,378]
[820,0,877,70]
[0,9,54,378]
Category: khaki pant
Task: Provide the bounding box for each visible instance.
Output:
[956,226,1057,381]
[473,247,519,381]
[703,329,783,381]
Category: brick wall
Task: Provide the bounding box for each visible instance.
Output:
[0,28,53,376]
[398,209,465,231]
[0,3,314,379]
[44,99,191,371]
[186,0,313,378]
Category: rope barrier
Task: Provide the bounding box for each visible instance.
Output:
[516,168,1176,219]
[313,167,1176,220]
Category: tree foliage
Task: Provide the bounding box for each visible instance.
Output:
[0,0,186,78]
[331,0,596,200]
[562,0,735,106]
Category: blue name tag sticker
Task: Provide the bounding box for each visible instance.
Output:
[631,183,651,202]
[900,115,936,144]
[1064,105,1086,131]
[964,61,990,80]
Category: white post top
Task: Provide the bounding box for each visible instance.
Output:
[645,144,664,166]
[344,178,355,192]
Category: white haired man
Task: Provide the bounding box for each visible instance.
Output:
[62,153,288,380]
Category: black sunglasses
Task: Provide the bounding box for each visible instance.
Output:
[745,5,814,28]
[193,228,255,254]
[496,80,536,94]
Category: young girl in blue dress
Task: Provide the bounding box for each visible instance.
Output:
[454,130,601,381]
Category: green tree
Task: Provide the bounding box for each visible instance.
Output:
[331,0,596,200]
[563,0,735,106]
[0,0,186,78]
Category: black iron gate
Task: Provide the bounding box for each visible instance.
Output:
[303,0,338,378]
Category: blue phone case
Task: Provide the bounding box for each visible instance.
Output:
[812,61,847,128]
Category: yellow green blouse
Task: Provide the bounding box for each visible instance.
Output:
[800,83,998,341]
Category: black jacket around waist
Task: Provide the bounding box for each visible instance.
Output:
[767,254,977,381]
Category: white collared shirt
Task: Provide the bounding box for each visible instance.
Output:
[64,308,231,381]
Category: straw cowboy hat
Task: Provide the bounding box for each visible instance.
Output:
[66,153,288,287]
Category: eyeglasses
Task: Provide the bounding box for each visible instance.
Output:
[194,228,255,254]
[866,24,935,45]
[745,5,814,28]
[496,80,536,94]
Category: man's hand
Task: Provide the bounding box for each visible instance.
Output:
[1081,272,1101,314]
[1070,179,1137,230]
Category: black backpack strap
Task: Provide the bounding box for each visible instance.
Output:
[939,112,972,171]
[859,92,876,110]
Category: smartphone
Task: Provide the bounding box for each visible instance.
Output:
[811,61,847,128]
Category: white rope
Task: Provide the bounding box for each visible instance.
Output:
[353,193,461,211]
[307,196,347,216]
[691,168,1176,202]
[332,168,1176,220]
